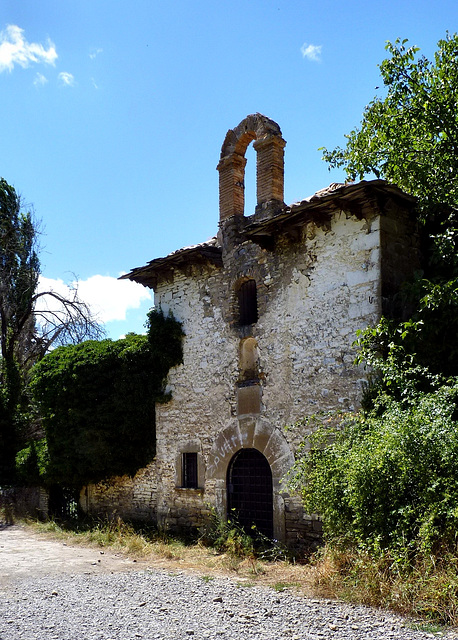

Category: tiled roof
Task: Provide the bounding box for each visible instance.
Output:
[119,237,222,288]
[121,180,416,289]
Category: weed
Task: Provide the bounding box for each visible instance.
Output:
[248,560,266,576]
[199,509,291,563]
[199,511,255,559]
[201,575,214,583]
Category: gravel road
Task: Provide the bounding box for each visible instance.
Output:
[1,525,457,640]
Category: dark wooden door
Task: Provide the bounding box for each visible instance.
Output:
[227,448,273,539]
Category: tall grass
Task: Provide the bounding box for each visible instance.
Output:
[32,516,186,560]
[311,543,458,626]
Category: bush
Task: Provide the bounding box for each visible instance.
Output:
[200,509,290,561]
[288,383,458,556]
[200,510,255,558]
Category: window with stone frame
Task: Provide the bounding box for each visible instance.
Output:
[182,452,198,488]
[238,279,258,326]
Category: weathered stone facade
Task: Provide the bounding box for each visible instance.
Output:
[84,115,419,547]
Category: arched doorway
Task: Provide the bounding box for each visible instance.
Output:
[227,448,273,539]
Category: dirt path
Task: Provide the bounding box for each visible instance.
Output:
[0,523,312,591]
[0,524,148,587]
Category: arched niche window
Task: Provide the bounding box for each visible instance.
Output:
[238,279,258,326]
[239,337,260,381]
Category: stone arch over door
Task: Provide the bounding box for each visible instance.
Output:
[216,113,286,221]
[208,419,294,541]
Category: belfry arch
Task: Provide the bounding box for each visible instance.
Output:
[216,114,286,221]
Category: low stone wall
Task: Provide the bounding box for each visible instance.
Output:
[82,463,158,522]
[0,486,48,522]
[284,495,323,551]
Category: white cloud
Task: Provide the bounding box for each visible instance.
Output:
[37,274,153,325]
[33,72,48,87]
[89,48,103,60]
[301,42,322,62]
[0,24,57,73]
[58,71,75,86]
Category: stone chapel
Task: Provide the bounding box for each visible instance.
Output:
[83,114,419,546]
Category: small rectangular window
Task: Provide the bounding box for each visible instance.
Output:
[182,452,198,488]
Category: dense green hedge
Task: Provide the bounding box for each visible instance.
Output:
[28,309,183,489]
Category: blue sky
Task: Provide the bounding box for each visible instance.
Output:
[1,1,456,339]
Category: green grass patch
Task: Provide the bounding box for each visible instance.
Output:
[409,622,446,634]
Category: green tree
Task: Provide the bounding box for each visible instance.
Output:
[322,34,458,381]
[0,178,102,483]
[322,34,458,215]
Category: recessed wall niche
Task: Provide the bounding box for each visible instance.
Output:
[239,337,260,381]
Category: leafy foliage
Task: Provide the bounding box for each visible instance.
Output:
[321,34,458,215]
[30,309,183,488]
[322,35,458,376]
[201,510,255,558]
[353,319,449,411]
[15,438,49,486]
[288,385,458,556]
[0,179,39,365]
[0,179,40,481]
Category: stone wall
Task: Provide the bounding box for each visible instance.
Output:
[83,461,158,522]
[0,486,48,522]
[150,207,387,541]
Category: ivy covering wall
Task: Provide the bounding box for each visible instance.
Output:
[28,309,183,489]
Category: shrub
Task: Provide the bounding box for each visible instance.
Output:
[15,438,49,486]
[288,383,458,556]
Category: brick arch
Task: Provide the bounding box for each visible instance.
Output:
[220,113,282,158]
[217,114,286,221]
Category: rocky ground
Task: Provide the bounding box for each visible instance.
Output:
[1,525,457,640]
